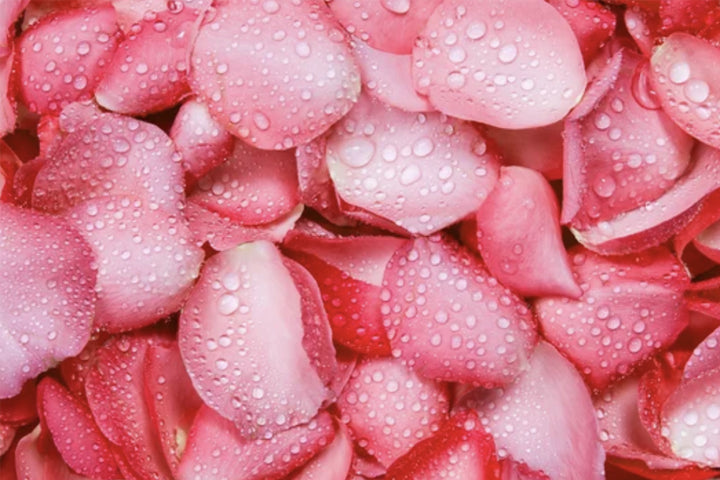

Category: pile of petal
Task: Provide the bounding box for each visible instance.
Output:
[2,0,720,479]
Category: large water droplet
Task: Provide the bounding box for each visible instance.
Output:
[669,61,691,84]
[339,138,375,168]
[381,0,410,14]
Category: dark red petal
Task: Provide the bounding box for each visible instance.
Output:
[38,377,120,479]
[563,48,694,228]
[179,241,331,438]
[381,234,537,386]
[0,203,95,399]
[326,94,500,235]
[413,0,586,129]
[143,342,203,476]
[65,196,203,332]
[17,6,122,114]
[536,246,689,390]
[0,424,15,457]
[650,32,720,149]
[190,0,360,149]
[462,342,606,480]
[176,406,335,480]
[336,356,450,468]
[284,232,404,356]
[189,140,300,226]
[475,165,580,298]
[0,381,37,426]
[85,332,175,480]
[95,7,197,115]
[169,98,234,180]
[385,410,499,480]
[32,102,185,214]
[327,0,443,55]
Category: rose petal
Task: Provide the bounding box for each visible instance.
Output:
[474,165,581,298]
[381,234,538,386]
[17,6,122,114]
[95,7,197,115]
[190,0,360,149]
[38,377,121,479]
[189,140,300,226]
[412,0,586,129]
[548,0,616,63]
[0,203,95,399]
[179,241,331,438]
[336,356,450,467]
[15,425,90,480]
[326,94,500,235]
[462,342,606,480]
[385,410,499,479]
[535,246,689,390]
[176,406,335,480]
[483,122,564,180]
[288,421,353,480]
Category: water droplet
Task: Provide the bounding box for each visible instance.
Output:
[669,62,690,84]
[339,138,375,168]
[295,42,311,58]
[381,0,410,14]
[76,41,91,56]
[112,138,131,153]
[412,138,434,157]
[594,113,611,130]
[592,175,616,198]
[684,79,709,103]
[447,71,466,89]
[253,112,270,131]
[466,21,487,40]
[262,0,280,13]
[399,165,421,185]
[218,294,239,315]
[498,44,518,64]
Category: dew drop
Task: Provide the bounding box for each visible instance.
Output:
[669,62,690,84]
[217,294,240,315]
[497,44,518,64]
[339,138,375,168]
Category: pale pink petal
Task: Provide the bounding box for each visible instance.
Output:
[381,234,537,386]
[483,122,564,180]
[326,94,499,235]
[179,241,331,438]
[190,0,360,149]
[0,203,95,399]
[462,342,606,480]
[650,32,720,149]
[413,0,586,128]
[352,38,432,113]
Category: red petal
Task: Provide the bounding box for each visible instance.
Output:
[189,140,300,225]
[385,410,499,480]
[564,48,694,228]
[288,421,353,480]
[143,342,203,476]
[179,241,331,438]
[475,165,580,298]
[32,103,185,214]
[0,203,95,399]
[169,98,234,180]
[462,342,606,480]
[176,406,335,480]
[336,356,450,467]
[38,377,120,479]
[58,333,108,399]
[189,0,360,149]
[549,0,616,64]
[381,234,538,386]
[684,325,720,381]
[624,6,659,57]
[17,6,122,114]
[185,199,303,251]
[85,332,174,480]
[535,246,689,390]
[0,140,20,202]
[483,122,564,180]
[95,7,197,115]
[412,0,586,129]
[326,94,500,235]
[327,0,443,55]
[570,143,720,255]
[0,48,17,137]
[0,424,15,457]
[657,0,720,35]
[15,425,90,480]
[650,32,720,149]
[674,189,720,259]
[284,232,405,355]
[352,38,432,112]
[0,381,37,426]
[65,196,203,332]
